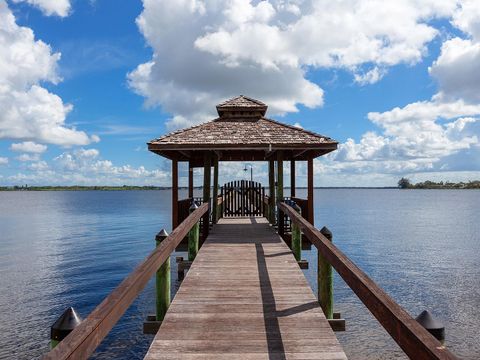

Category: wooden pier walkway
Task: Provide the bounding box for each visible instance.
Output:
[144,217,347,360]
[43,96,458,360]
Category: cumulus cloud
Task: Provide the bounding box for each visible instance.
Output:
[128,0,457,129]
[0,156,8,165]
[10,141,47,153]
[4,148,171,186]
[11,0,71,17]
[451,0,480,40]
[354,67,387,85]
[16,153,41,162]
[27,160,48,171]
[429,38,480,103]
[0,2,97,146]
[320,0,480,181]
[428,1,480,103]
[329,97,480,175]
[50,148,169,184]
[195,0,452,68]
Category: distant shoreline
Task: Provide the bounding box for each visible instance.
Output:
[398,178,480,190]
[1,186,479,191]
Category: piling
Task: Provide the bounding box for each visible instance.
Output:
[188,201,200,261]
[291,201,302,261]
[50,307,82,349]
[319,226,334,319]
[155,229,170,321]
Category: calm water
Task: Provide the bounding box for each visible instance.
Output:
[0,189,479,359]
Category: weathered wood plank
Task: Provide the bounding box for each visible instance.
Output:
[145,217,346,360]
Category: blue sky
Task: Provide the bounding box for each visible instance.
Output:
[1,0,479,187]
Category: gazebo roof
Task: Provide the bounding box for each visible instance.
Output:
[148,96,337,164]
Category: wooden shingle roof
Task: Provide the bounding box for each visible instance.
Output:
[216,95,267,116]
[148,96,337,162]
[150,117,334,147]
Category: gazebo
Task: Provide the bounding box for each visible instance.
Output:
[148,95,337,242]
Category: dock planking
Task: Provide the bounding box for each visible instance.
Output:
[144,217,347,360]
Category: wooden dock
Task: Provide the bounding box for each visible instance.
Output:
[144,217,347,360]
[43,96,458,360]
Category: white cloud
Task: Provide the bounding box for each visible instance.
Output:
[0,156,8,165]
[428,2,480,103]
[0,2,96,146]
[16,153,40,162]
[11,0,71,17]
[451,0,480,40]
[195,0,454,69]
[50,148,169,184]
[328,0,480,181]
[10,141,47,153]
[28,160,48,171]
[429,38,480,103]
[329,97,480,175]
[129,0,458,129]
[354,67,386,85]
[4,148,171,186]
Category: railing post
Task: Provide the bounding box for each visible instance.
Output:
[50,307,82,349]
[291,201,302,261]
[319,226,334,319]
[155,229,170,321]
[188,201,200,261]
[265,197,270,221]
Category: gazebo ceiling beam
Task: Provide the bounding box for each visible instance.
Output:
[148,144,337,151]
[152,147,334,166]
[293,149,309,158]
[178,150,191,158]
[264,150,276,159]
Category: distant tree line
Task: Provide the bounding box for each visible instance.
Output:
[0,185,171,191]
[398,178,480,189]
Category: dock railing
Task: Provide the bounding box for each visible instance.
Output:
[278,201,458,360]
[42,203,209,360]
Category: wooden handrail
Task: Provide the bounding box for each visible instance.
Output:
[43,203,209,360]
[278,201,458,360]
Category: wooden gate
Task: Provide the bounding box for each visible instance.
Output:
[221,180,265,217]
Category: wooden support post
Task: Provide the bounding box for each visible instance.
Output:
[220,186,224,219]
[212,155,219,224]
[155,229,170,321]
[176,256,184,280]
[277,151,284,236]
[172,159,179,229]
[290,160,296,198]
[291,202,301,261]
[318,226,334,319]
[307,157,314,225]
[188,161,194,199]
[202,152,211,242]
[268,159,275,224]
[188,202,200,261]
